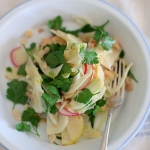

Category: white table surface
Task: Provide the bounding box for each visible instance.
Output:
[0,0,150,150]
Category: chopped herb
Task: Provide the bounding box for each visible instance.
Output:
[93,20,115,50]
[95,20,109,30]
[54,142,59,145]
[42,92,58,113]
[85,98,106,128]
[45,44,66,68]
[42,83,61,99]
[93,28,108,44]
[41,74,53,82]
[80,47,99,64]
[48,16,80,36]
[6,67,12,72]
[23,43,36,59]
[51,77,73,92]
[128,70,138,83]
[61,28,81,36]
[48,16,63,30]
[22,108,41,129]
[56,136,62,140]
[16,108,41,137]
[48,16,109,37]
[50,105,58,114]
[17,63,27,75]
[6,80,28,108]
[101,36,115,50]
[74,88,93,104]
[119,50,125,58]
[57,63,72,78]
[16,122,31,132]
[80,24,95,33]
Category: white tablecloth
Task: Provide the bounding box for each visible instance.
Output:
[0,0,150,150]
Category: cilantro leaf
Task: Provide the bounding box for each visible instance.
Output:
[85,51,99,64]
[101,36,115,50]
[16,122,40,137]
[6,67,12,72]
[42,92,58,113]
[74,88,93,104]
[92,98,106,115]
[50,105,58,114]
[85,98,106,128]
[19,108,41,136]
[48,16,95,36]
[41,74,53,82]
[61,28,81,36]
[48,16,63,30]
[80,24,95,33]
[95,20,109,30]
[119,50,125,58]
[23,43,36,59]
[22,107,41,128]
[93,20,115,50]
[6,80,28,108]
[42,83,61,99]
[17,63,27,75]
[16,122,31,132]
[56,136,62,140]
[51,77,73,92]
[80,48,99,64]
[48,16,80,36]
[128,70,138,83]
[93,28,108,44]
[45,44,66,68]
[85,109,95,128]
[57,63,72,78]
[31,115,41,128]
[46,50,64,68]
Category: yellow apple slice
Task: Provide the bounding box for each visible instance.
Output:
[61,128,76,145]
[61,115,84,145]
[66,115,84,141]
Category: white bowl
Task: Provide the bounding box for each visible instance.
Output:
[0,0,150,150]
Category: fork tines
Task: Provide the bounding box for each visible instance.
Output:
[110,59,125,99]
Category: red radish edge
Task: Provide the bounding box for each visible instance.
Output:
[78,64,93,91]
[56,103,79,117]
[64,106,79,115]
[10,46,22,68]
[83,63,87,75]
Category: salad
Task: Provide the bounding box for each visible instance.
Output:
[5,15,137,145]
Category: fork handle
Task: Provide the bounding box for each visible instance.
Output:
[100,108,114,150]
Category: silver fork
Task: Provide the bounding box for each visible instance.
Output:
[100,59,125,150]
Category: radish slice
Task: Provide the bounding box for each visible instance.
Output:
[78,64,93,91]
[83,63,87,75]
[59,108,78,116]
[64,105,79,115]
[10,47,28,67]
[56,104,79,116]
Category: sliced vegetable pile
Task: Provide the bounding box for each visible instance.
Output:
[5,15,138,145]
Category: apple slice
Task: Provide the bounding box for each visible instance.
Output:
[61,115,84,145]
[56,103,79,117]
[66,115,84,141]
[10,47,28,67]
[78,64,93,91]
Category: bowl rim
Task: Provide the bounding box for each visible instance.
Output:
[0,0,150,150]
